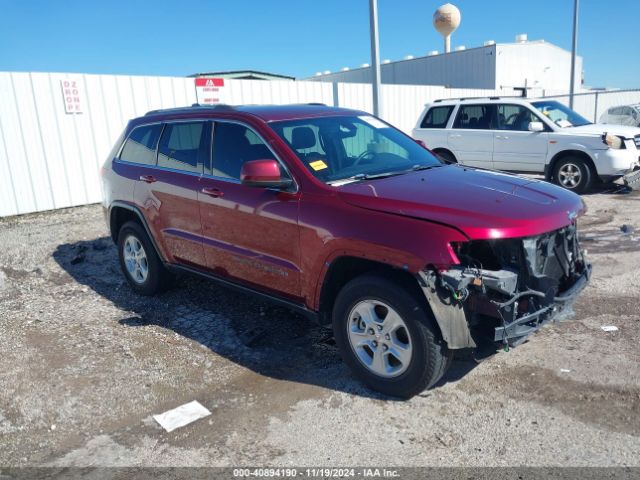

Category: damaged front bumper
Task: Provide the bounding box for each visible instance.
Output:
[623,168,640,189]
[491,263,591,345]
[418,223,592,349]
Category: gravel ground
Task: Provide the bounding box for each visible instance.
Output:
[0,184,639,467]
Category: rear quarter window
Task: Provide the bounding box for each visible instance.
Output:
[119,124,162,166]
[420,106,454,128]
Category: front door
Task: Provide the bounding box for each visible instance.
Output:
[198,120,302,300]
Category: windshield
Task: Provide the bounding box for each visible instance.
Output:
[270,115,442,184]
[530,100,591,127]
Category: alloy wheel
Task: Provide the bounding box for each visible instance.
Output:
[558,163,582,188]
[123,235,149,284]
[346,300,413,378]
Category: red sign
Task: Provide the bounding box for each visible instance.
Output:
[195,77,225,104]
[194,78,225,87]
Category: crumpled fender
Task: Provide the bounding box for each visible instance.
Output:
[417,270,475,349]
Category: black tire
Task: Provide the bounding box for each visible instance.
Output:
[434,150,457,164]
[117,221,173,296]
[332,274,451,398]
[552,156,593,194]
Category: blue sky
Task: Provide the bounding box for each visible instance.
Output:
[0,0,638,88]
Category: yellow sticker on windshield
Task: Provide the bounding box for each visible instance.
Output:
[309,160,328,171]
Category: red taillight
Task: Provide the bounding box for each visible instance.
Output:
[414,138,427,149]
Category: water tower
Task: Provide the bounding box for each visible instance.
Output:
[433,3,461,53]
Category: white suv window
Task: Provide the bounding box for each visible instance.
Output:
[420,105,454,128]
[497,104,542,131]
[453,104,496,130]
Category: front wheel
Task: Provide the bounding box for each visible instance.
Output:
[332,274,451,398]
[553,157,593,194]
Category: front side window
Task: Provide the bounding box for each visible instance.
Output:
[420,106,454,128]
[212,122,278,180]
[453,104,495,129]
[497,104,543,131]
[270,115,442,185]
[119,124,162,165]
[531,100,591,127]
[157,122,208,173]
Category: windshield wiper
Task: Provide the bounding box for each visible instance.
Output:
[329,164,443,186]
[411,164,443,171]
[328,170,408,186]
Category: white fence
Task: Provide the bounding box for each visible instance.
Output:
[538,89,640,123]
[0,71,518,218]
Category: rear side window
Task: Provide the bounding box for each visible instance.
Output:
[119,124,162,165]
[420,106,454,128]
[157,122,208,173]
[453,104,495,130]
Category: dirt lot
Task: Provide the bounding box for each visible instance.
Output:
[0,184,639,468]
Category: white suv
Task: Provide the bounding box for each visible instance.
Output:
[412,97,640,193]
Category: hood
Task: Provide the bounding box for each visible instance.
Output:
[563,123,640,138]
[337,165,586,240]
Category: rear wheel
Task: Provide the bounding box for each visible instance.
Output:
[553,157,593,194]
[332,274,451,398]
[434,150,457,164]
[117,221,173,295]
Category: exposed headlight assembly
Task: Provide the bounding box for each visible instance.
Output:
[602,132,625,149]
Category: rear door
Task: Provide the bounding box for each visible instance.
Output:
[492,104,548,172]
[447,104,496,169]
[132,120,210,266]
[198,120,302,300]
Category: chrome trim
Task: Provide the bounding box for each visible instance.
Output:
[116,117,299,192]
[115,159,205,179]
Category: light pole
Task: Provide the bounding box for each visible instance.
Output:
[369,0,381,116]
[569,0,579,108]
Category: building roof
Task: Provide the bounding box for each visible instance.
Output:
[307,39,579,81]
[189,70,295,81]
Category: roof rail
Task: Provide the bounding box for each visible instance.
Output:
[144,104,235,116]
[305,102,327,106]
[431,96,512,104]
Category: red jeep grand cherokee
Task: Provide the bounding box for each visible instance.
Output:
[102,104,591,398]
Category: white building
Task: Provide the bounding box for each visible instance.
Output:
[307,36,583,94]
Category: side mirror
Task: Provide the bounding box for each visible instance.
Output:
[240,159,292,189]
[414,138,428,148]
[528,121,544,132]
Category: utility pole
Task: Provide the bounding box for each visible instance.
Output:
[369,0,381,116]
[569,0,579,109]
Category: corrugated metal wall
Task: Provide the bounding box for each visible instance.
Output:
[539,89,640,123]
[306,42,583,92]
[0,71,515,218]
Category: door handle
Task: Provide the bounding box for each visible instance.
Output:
[139,175,157,183]
[495,135,509,140]
[201,187,224,198]
[449,134,462,138]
